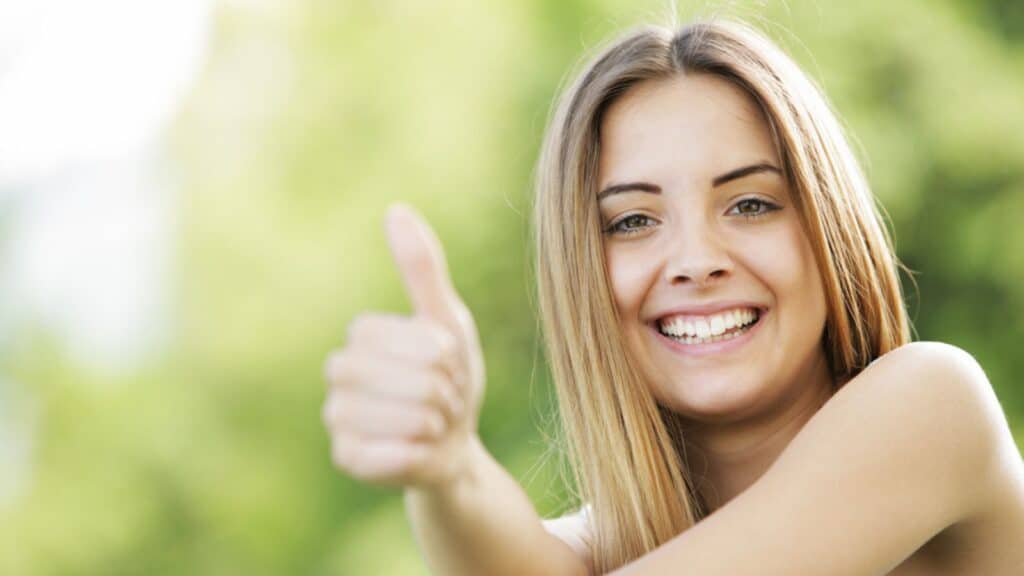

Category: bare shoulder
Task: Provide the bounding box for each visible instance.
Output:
[864,340,1015,475]
[604,341,1024,575]
[860,340,990,399]
[854,341,999,426]
[543,506,594,575]
[847,342,1024,570]
[636,341,1021,574]
[839,338,1015,508]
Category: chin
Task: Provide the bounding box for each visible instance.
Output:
[653,374,769,423]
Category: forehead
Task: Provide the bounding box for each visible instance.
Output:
[598,74,778,187]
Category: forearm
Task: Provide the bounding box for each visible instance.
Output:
[404,436,587,576]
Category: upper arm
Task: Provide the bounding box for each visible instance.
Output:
[611,341,1013,576]
[544,507,594,576]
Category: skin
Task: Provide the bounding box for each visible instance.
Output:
[543,73,1024,574]
[325,207,585,576]
[324,76,1024,576]
[597,73,834,511]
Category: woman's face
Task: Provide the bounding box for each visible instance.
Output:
[597,74,829,423]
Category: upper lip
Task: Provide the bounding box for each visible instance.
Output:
[649,301,768,323]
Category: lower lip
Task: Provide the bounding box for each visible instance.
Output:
[650,310,767,357]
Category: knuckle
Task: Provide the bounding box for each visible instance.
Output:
[424,381,447,409]
[426,411,446,438]
[435,329,459,364]
[409,444,431,476]
[392,444,424,478]
[324,349,360,388]
[348,457,374,481]
[328,395,350,425]
[413,410,443,439]
[335,441,376,481]
[346,312,378,341]
[439,381,464,419]
[330,438,355,471]
[323,350,347,383]
[420,321,458,366]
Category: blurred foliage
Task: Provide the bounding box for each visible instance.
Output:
[1,0,1022,574]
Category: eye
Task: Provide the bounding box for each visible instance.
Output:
[728,197,781,218]
[604,213,657,236]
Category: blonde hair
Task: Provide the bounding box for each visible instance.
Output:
[533,18,911,572]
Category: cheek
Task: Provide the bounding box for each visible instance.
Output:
[788,228,827,319]
[605,245,657,316]
[749,224,827,324]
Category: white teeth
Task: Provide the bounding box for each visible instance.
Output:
[709,316,725,336]
[658,307,760,341]
[695,319,710,338]
[723,311,736,330]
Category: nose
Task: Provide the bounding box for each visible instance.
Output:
[663,222,732,287]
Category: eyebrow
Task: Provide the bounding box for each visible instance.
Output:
[597,162,782,201]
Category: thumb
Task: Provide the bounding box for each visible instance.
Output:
[385,203,464,326]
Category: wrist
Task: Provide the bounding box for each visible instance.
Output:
[406,434,488,503]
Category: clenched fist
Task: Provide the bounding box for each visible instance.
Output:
[322,204,486,490]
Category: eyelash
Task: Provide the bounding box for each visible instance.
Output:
[603,198,781,236]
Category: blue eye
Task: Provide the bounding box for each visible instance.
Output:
[729,198,780,218]
[604,213,657,236]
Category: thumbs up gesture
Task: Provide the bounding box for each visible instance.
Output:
[322,204,486,489]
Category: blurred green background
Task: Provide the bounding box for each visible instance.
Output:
[1,0,1022,574]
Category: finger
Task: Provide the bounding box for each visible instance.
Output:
[323,388,447,441]
[343,314,459,378]
[435,380,465,425]
[324,352,462,419]
[385,203,464,330]
[330,434,430,484]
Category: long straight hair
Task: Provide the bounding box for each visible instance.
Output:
[533,18,911,573]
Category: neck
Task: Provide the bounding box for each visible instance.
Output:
[681,350,834,514]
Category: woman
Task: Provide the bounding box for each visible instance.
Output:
[322,18,1024,575]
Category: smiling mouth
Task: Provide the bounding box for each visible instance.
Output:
[656,307,763,345]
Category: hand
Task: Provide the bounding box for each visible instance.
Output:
[322,204,486,490]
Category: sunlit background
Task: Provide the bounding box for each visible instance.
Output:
[1,0,1022,573]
